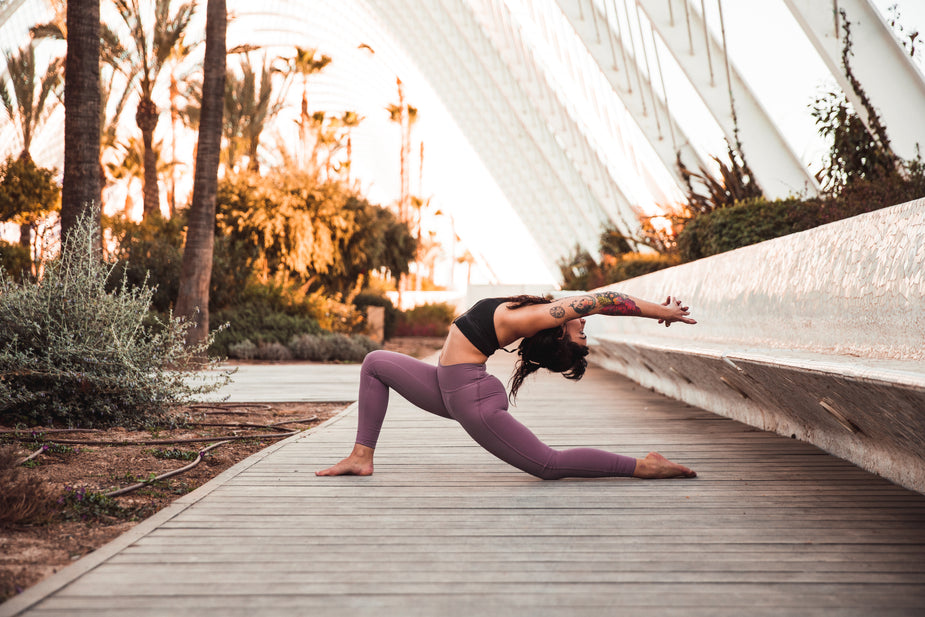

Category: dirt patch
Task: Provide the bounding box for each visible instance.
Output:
[0,336,444,605]
[0,401,346,603]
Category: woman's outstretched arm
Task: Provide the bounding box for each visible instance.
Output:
[554,291,695,326]
[500,291,696,340]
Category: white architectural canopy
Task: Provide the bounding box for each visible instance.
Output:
[1,0,924,284]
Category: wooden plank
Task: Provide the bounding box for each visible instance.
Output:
[9,357,925,617]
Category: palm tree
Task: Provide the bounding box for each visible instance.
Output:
[175,0,225,347]
[100,68,139,183]
[222,53,290,173]
[339,110,362,182]
[0,43,63,156]
[30,0,67,40]
[0,41,62,250]
[105,134,168,217]
[386,77,418,223]
[61,0,102,251]
[33,0,135,206]
[112,0,197,220]
[311,110,363,181]
[281,47,331,168]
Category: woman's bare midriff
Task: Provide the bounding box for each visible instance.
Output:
[439,325,490,366]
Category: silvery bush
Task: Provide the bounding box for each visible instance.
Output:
[0,217,230,428]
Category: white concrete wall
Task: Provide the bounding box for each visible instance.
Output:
[586,198,925,362]
[584,198,925,493]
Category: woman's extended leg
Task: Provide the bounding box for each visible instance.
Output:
[437,365,694,480]
[316,350,449,476]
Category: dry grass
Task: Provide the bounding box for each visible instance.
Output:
[0,447,55,527]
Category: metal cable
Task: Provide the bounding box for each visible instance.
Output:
[700,0,715,86]
[717,0,737,127]
[590,0,601,43]
[624,0,648,116]
[613,0,633,92]
[635,2,662,136]
[683,0,694,55]
[603,0,619,70]
[651,23,677,149]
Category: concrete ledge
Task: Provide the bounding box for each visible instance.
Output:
[586,198,925,494]
[592,337,925,493]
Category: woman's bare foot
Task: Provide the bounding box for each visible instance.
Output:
[316,444,375,476]
[633,452,696,479]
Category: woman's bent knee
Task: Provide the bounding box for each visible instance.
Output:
[361,349,392,375]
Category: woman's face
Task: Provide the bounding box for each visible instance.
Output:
[563,318,588,347]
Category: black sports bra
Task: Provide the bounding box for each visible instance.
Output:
[453,297,507,357]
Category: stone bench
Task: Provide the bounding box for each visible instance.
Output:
[585,198,925,493]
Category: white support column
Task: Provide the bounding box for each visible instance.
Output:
[0,0,31,28]
[638,0,819,198]
[556,0,709,189]
[782,0,925,162]
[365,0,601,272]
[474,0,639,236]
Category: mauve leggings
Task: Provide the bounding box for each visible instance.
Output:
[355,350,636,479]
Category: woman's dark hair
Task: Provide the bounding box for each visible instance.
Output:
[502,295,590,402]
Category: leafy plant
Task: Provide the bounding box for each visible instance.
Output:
[395,302,456,337]
[559,247,679,290]
[0,216,230,428]
[287,333,378,363]
[57,485,125,522]
[210,290,323,356]
[105,213,186,313]
[353,292,399,340]
[215,170,416,296]
[148,447,198,461]
[676,146,763,216]
[0,241,32,283]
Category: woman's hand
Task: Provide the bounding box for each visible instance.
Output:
[657,296,696,327]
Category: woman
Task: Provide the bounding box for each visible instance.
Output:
[317,290,697,480]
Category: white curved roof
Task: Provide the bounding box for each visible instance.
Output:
[2,0,924,284]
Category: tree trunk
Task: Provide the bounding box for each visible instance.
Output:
[176,0,226,348]
[169,72,180,217]
[247,137,260,173]
[19,223,31,250]
[137,97,160,220]
[61,0,101,250]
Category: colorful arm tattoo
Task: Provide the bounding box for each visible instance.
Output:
[568,295,597,315]
[557,291,641,318]
[549,292,642,320]
[594,291,641,316]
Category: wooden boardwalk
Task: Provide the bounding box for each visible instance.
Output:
[6,356,925,616]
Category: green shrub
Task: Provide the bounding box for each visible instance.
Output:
[353,292,399,340]
[289,333,379,363]
[255,342,294,362]
[106,214,185,313]
[0,241,32,283]
[395,302,456,337]
[560,250,679,290]
[677,197,826,261]
[607,253,680,282]
[227,339,258,360]
[0,217,229,428]
[210,296,322,357]
[676,171,925,263]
